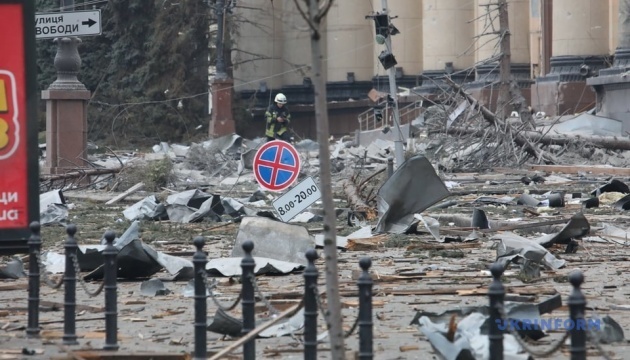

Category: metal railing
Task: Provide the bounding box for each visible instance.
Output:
[357,99,424,132]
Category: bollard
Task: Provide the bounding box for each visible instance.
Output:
[63,224,79,345]
[192,236,207,360]
[241,240,256,360]
[358,257,373,360]
[568,271,587,360]
[387,157,394,178]
[488,263,505,360]
[103,231,119,351]
[303,249,319,360]
[26,221,41,337]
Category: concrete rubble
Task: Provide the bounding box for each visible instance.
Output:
[7,110,630,358]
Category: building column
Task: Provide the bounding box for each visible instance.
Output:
[465,0,532,111]
[232,1,283,106]
[587,0,630,132]
[532,0,610,116]
[415,0,475,94]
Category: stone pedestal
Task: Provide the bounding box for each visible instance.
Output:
[209,78,236,137]
[42,89,90,174]
[531,55,608,115]
[588,74,630,132]
[42,37,91,176]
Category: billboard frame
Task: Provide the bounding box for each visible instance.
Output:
[0,0,40,254]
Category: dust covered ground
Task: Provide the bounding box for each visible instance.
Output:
[4,163,630,359]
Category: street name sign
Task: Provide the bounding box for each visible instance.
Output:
[272,176,322,222]
[0,0,40,254]
[35,9,102,39]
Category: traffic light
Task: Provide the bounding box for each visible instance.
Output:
[378,51,397,70]
[373,14,389,38]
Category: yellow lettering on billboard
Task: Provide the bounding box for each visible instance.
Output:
[0,79,7,113]
[0,118,8,150]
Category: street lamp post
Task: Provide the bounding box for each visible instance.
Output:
[379,0,405,168]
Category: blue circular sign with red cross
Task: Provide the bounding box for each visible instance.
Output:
[253,140,301,192]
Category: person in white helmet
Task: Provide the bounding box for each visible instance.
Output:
[265,93,292,142]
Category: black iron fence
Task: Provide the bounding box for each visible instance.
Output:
[23,221,614,359]
[24,222,374,359]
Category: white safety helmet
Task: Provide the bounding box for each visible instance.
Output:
[274,93,287,104]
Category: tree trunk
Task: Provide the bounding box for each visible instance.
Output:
[443,126,630,151]
[305,0,345,358]
[496,0,511,121]
[496,0,535,128]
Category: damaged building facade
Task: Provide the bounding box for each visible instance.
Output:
[232,0,629,138]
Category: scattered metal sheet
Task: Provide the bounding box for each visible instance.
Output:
[415,214,441,241]
[613,194,630,210]
[599,223,630,245]
[545,192,565,208]
[493,232,566,270]
[183,198,222,223]
[240,148,257,171]
[289,212,323,223]
[123,195,167,221]
[375,156,450,233]
[77,245,106,272]
[182,279,210,298]
[40,203,69,226]
[40,189,66,208]
[0,258,25,279]
[207,308,243,337]
[417,312,528,360]
[41,251,66,274]
[86,222,184,280]
[314,226,372,249]
[534,213,590,248]
[155,251,193,281]
[259,308,305,338]
[40,189,68,226]
[205,257,304,277]
[86,239,164,280]
[517,194,541,207]
[582,197,600,208]
[199,133,243,158]
[471,209,489,229]
[221,197,257,218]
[232,217,314,265]
[597,316,625,344]
[591,178,630,196]
[140,278,171,296]
[166,189,212,208]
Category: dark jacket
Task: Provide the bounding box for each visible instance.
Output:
[265,103,291,138]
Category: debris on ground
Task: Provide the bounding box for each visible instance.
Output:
[13,98,630,358]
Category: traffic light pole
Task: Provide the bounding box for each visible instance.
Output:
[381,0,405,168]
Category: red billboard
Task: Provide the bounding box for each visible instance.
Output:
[0,0,39,254]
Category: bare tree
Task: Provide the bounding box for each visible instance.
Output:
[293,0,346,359]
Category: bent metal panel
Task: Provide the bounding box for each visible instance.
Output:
[0,0,39,254]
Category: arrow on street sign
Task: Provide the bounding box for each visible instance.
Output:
[35,10,102,40]
[81,18,97,27]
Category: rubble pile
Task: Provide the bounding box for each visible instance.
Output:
[8,104,630,358]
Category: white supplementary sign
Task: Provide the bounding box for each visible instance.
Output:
[272,176,322,222]
[35,10,101,39]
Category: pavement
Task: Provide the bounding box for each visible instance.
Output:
[4,169,630,359]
